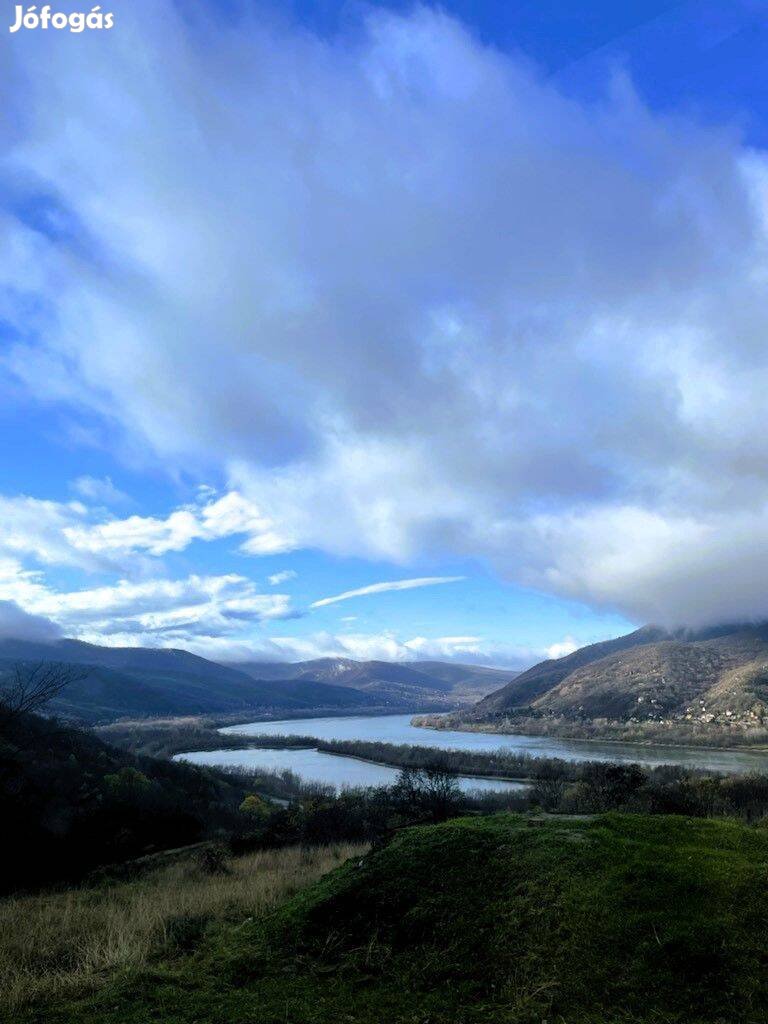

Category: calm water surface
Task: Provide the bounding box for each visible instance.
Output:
[217,713,768,775]
[177,745,529,793]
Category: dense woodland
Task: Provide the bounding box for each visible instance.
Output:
[0,710,254,893]
[428,708,768,746]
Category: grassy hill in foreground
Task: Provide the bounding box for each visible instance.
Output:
[29,813,768,1024]
[462,622,768,742]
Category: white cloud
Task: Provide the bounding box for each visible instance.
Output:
[64,491,290,558]
[5,5,768,625]
[254,630,536,669]
[512,505,768,628]
[0,489,291,574]
[545,637,580,660]
[0,556,296,647]
[0,558,54,608]
[32,574,290,623]
[0,495,100,570]
[268,569,297,586]
[0,551,597,670]
[402,635,484,658]
[71,627,598,670]
[70,476,129,506]
[0,599,61,642]
[64,509,200,557]
[311,577,464,609]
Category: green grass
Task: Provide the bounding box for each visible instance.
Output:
[14,814,768,1024]
[1,843,365,1018]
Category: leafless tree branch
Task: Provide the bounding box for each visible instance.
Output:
[0,662,85,725]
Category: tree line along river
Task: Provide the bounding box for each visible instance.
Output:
[174,713,768,793]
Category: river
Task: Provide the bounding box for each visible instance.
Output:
[178,745,530,793]
[173,712,768,791]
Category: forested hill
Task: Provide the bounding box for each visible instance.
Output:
[0,709,253,893]
[462,622,768,740]
[0,640,418,723]
[0,638,511,723]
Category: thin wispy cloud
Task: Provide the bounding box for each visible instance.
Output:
[70,476,130,507]
[311,577,464,609]
[268,570,297,586]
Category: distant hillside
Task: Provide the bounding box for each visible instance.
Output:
[460,622,768,742]
[0,639,506,724]
[0,639,386,723]
[232,657,513,704]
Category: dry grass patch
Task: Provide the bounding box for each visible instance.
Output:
[0,842,366,1013]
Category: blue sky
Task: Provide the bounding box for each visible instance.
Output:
[1,0,768,666]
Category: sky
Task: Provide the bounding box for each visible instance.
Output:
[2,0,768,668]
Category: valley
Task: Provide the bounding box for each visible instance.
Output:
[0,639,510,724]
[8,669,768,1023]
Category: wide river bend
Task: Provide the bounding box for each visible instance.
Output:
[174,713,768,793]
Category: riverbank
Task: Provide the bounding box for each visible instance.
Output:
[96,705,445,743]
[299,742,532,786]
[105,715,760,788]
[415,712,768,751]
[98,718,635,785]
[178,745,532,796]
[100,719,537,787]
[102,711,768,777]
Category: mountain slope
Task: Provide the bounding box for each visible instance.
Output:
[0,640,385,723]
[466,622,768,737]
[408,660,516,698]
[0,709,254,893]
[474,625,668,713]
[0,637,516,723]
[232,657,513,703]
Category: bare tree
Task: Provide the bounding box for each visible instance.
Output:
[0,662,84,724]
[390,764,461,823]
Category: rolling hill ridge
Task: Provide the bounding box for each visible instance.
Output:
[231,657,512,705]
[40,813,768,1023]
[0,639,510,723]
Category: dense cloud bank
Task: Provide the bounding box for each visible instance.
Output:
[3,4,768,627]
